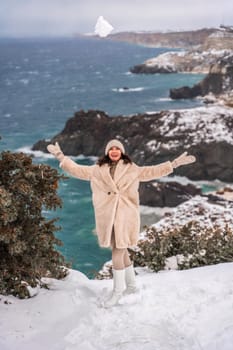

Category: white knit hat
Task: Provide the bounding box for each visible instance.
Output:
[105,139,125,155]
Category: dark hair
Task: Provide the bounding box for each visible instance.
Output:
[97,153,132,166]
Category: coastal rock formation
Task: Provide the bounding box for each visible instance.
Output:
[170,53,233,99]
[139,181,201,207]
[202,31,233,51]
[130,50,228,74]
[32,106,233,182]
[130,30,233,75]
[108,28,217,49]
[129,29,233,100]
[140,182,233,208]
[130,49,233,75]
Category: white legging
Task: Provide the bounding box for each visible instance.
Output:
[111,230,131,270]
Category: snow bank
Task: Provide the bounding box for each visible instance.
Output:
[1,263,233,350]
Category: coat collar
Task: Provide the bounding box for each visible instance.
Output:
[100,160,131,190]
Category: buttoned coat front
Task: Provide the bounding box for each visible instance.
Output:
[60,157,173,249]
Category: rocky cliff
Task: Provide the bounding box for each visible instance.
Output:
[202,31,233,51]
[130,50,232,75]
[108,28,217,48]
[128,30,233,100]
[130,30,233,75]
[32,106,233,182]
[139,181,201,207]
[170,52,233,99]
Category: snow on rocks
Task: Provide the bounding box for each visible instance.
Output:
[151,195,233,233]
[146,105,233,152]
[131,49,233,74]
[144,51,178,72]
[144,105,233,181]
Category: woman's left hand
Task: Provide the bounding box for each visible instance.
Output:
[47,142,64,162]
[171,152,196,168]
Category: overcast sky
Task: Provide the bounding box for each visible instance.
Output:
[1,0,233,37]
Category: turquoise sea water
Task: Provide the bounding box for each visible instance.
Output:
[0,37,205,276]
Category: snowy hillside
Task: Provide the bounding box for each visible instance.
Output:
[1,263,233,350]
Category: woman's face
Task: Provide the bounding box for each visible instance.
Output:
[108,146,122,162]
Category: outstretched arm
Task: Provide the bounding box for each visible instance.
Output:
[138,151,196,182]
[138,161,173,182]
[47,142,93,181]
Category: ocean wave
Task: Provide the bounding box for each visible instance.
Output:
[158,97,173,101]
[140,205,173,215]
[5,79,13,86]
[16,146,54,159]
[112,87,145,93]
[19,79,30,85]
[28,70,39,75]
[68,199,79,204]
[16,146,98,162]
[140,205,173,228]
[158,175,228,190]
[74,154,98,162]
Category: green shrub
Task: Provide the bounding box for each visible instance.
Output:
[130,221,233,272]
[0,151,69,298]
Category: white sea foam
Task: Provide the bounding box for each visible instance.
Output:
[16,146,54,159]
[16,146,98,163]
[5,79,12,86]
[158,97,173,101]
[140,205,173,216]
[71,154,97,162]
[112,87,145,93]
[43,73,51,78]
[28,70,39,75]
[19,79,30,85]
[140,205,172,229]
[158,175,229,189]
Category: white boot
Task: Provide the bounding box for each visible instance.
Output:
[124,264,137,295]
[103,269,125,308]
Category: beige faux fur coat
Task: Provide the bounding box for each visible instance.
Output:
[60,157,173,249]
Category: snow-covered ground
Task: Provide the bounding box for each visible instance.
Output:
[1,263,233,350]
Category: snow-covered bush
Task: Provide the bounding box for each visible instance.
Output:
[130,221,233,272]
[0,151,69,298]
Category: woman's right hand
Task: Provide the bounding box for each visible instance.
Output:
[47,142,64,162]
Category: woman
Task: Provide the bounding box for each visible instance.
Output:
[47,139,196,307]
